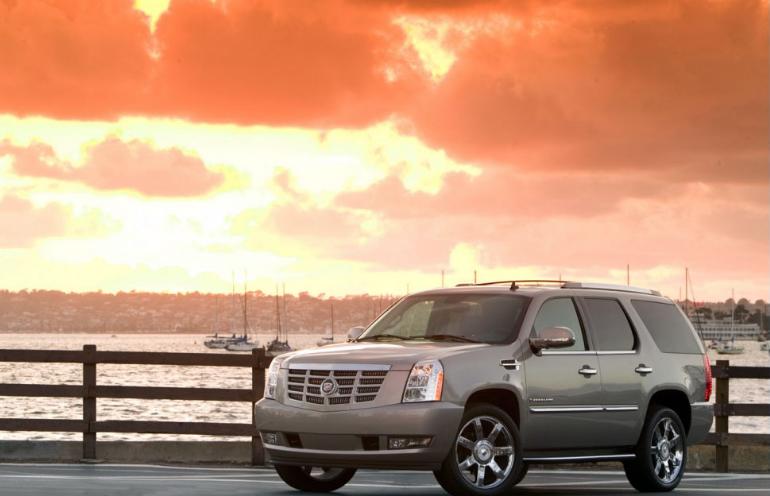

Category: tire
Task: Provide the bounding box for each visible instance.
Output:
[433,404,525,496]
[274,465,356,492]
[512,462,529,486]
[624,406,687,492]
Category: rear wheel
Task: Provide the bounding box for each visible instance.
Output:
[433,404,525,496]
[274,465,356,492]
[624,406,687,492]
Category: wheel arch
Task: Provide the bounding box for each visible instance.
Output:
[463,386,522,427]
[646,387,692,434]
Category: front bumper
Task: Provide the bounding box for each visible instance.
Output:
[255,399,464,470]
[688,402,714,446]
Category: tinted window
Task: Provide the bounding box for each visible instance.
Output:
[361,294,529,344]
[532,298,586,351]
[631,300,701,354]
[583,298,635,351]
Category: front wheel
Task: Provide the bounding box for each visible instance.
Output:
[433,404,525,496]
[274,465,356,492]
[624,406,687,492]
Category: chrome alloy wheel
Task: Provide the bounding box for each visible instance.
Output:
[455,415,515,490]
[650,417,684,484]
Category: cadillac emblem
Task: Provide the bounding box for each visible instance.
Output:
[320,378,338,396]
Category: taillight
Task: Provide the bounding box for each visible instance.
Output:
[703,354,712,402]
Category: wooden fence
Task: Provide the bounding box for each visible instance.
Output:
[0,350,768,470]
[704,359,770,472]
[0,345,270,464]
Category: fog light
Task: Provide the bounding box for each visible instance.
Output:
[261,432,281,446]
[388,436,432,450]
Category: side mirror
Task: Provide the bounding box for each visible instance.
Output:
[529,326,576,354]
[347,326,366,342]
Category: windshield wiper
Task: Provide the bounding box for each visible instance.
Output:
[425,334,480,343]
[357,333,409,341]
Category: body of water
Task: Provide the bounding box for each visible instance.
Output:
[0,333,767,441]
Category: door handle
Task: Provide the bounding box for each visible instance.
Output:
[635,364,653,375]
[578,366,598,376]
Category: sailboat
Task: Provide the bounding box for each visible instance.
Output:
[203,283,246,350]
[225,277,260,352]
[316,302,335,347]
[265,288,293,356]
[716,289,744,355]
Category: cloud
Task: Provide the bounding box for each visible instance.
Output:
[336,169,687,219]
[0,0,152,120]
[0,0,426,127]
[0,195,67,247]
[409,0,768,181]
[1,138,224,197]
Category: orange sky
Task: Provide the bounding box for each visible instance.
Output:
[0,0,768,300]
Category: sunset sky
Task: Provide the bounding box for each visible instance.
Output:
[0,0,768,300]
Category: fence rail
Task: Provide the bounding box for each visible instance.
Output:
[0,351,767,470]
[0,345,269,464]
[704,360,770,472]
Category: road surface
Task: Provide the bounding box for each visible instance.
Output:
[0,464,768,495]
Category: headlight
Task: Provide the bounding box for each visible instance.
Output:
[264,356,285,399]
[402,359,444,402]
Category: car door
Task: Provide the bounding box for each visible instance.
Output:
[523,297,604,450]
[578,297,645,446]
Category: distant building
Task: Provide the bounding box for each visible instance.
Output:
[689,314,761,340]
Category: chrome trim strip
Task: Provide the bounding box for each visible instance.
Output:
[286,363,391,371]
[523,454,636,462]
[530,405,639,413]
[596,350,637,355]
[530,406,603,413]
[604,405,639,412]
[541,351,597,356]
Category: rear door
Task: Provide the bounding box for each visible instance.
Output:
[578,297,645,446]
[523,297,604,449]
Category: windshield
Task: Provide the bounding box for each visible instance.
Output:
[358,293,530,344]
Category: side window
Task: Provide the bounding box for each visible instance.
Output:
[631,300,701,354]
[583,298,635,351]
[532,298,587,351]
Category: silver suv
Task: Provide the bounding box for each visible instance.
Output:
[255,281,713,495]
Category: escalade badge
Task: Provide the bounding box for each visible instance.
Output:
[320,378,338,396]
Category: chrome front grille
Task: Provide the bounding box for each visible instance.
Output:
[286,364,389,406]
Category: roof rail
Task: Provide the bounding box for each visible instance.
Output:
[562,281,662,296]
[456,280,567,290]
[455,279,662,296]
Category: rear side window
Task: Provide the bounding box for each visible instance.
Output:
[631,300,701,354]
[583,298,636,351]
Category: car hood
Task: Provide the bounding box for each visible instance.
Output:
[280,341,489,371]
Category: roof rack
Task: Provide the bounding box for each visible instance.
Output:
[455,280,661,296]
[456,280,567,290]
[562,282,662,296]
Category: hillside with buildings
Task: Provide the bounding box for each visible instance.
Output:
[0,290,398,334]
[0,290,766,336]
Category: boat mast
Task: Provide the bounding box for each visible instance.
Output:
[731,288,735,342]
[242,272,249,339]
[274,286,282,342]
[685,267,689,316]
[330,302,335,339]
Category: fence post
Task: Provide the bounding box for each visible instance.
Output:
[715,359,729,472]
[251,348,266,465]
[82,344,97,461]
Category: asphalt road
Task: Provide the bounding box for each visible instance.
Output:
[0,464,768,496]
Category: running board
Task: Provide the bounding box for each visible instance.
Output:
[523,453,636,463]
